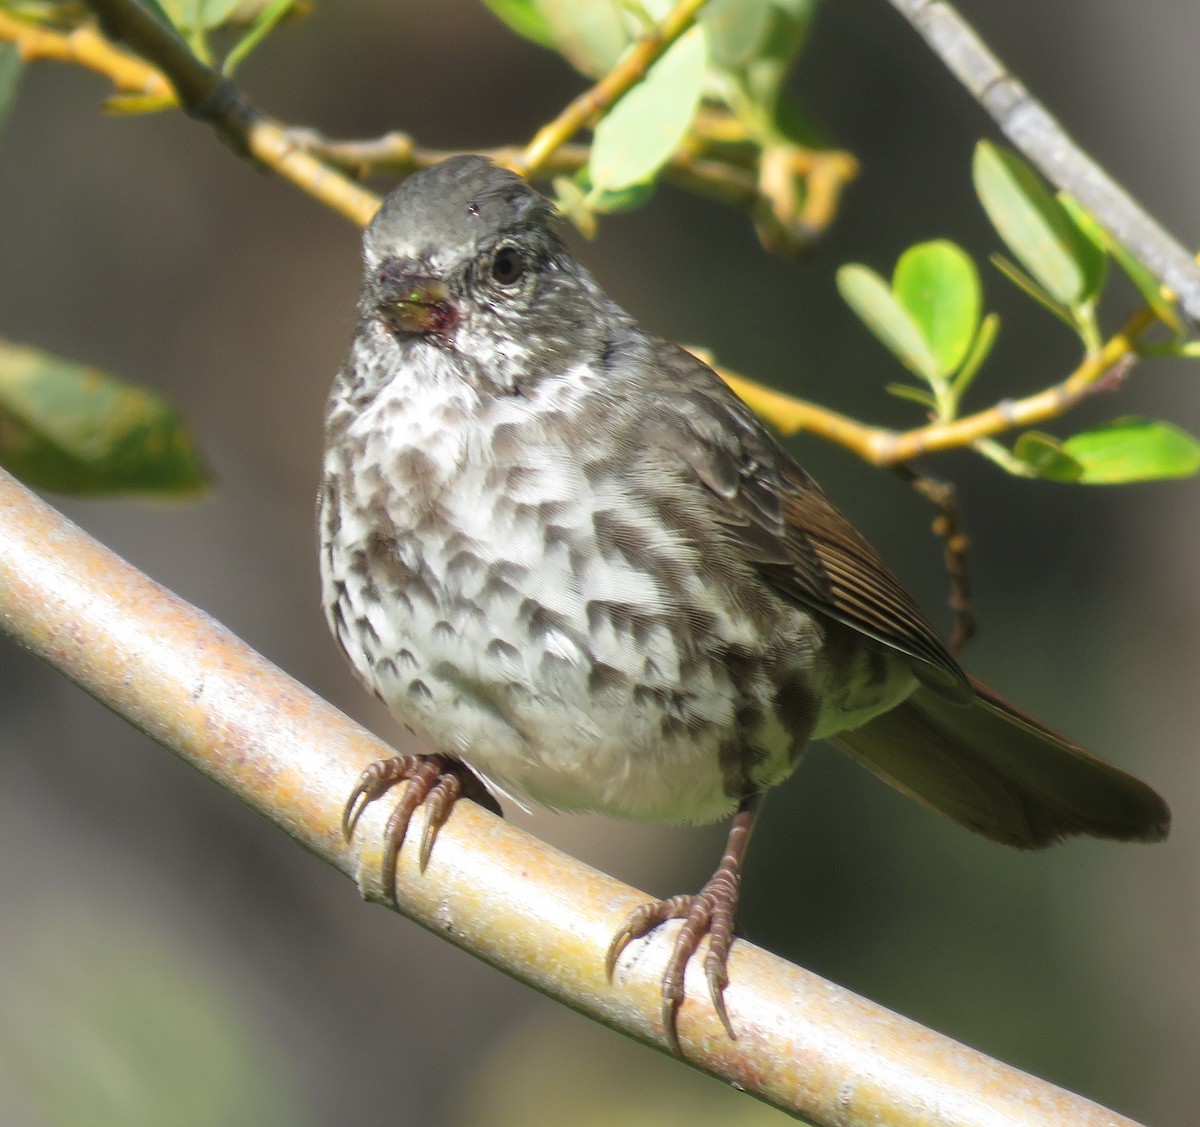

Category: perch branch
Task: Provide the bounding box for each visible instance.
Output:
[0,465,1151,1126]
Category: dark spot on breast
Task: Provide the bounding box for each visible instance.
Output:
[485,638,521,664]
[392,448,438,491]
[519,599,573,643]
[355,615,381,647]
[491,421,521,461]
[408,679,433,703]
[480,570,520,606]
[446,549,485,585]
[588,662,627,693]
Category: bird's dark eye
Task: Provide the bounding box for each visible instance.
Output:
[491,247,525,286]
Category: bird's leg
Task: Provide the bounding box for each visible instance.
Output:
[606,792,762,1054]
[342,754,500,900]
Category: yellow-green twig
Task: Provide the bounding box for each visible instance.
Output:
[0,7,1165,469]
[716,303,1160,465]
[0,10,172,97]
[515,0,709,176]
[0,6,381,226]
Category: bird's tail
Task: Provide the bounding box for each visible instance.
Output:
[829,677,1170,848]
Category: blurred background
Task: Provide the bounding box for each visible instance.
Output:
[0,1,1196,1123]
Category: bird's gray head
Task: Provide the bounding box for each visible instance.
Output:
[359,156,619,394]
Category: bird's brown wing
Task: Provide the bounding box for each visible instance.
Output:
[648,342,969,701]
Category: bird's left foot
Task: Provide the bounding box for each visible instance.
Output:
[605,793,761,1054]
[606,869,741,1054]
[342,753,498,900]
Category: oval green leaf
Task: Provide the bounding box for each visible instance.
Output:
[0,340,209,496]
[702,0,774,70]
[1055,192,1108,303]
[481,0,559,50]
[837,264,939,382]
[157,0,242,32]
[1060,418,1200,484]
[588,24,707,192]
[973,141,1095,307]
[536,0,633,77]
[892,240,981,376]
[1012,431,1083,482]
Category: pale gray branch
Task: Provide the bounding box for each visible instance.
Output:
[888,0,1200,324]
[0,475,1151,1126]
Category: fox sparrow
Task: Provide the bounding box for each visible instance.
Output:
[321,155,1170,1052]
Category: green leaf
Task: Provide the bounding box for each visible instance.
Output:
[837,263,939,382]
[136,0,186,31]
[1111,241,1184,336]
[727,0,819,114]
[1055,192,1108,303]
[990,253,1074,328]
[584,177,657,214]
[157,0,244,32]
[588,24,707,193]
[481,0,560,50]
[1075,209,1185,335]
[951,310,1000,401]
[0,43,24,137]
[701,0,774,70]
[892,240,981,376]
[1060,418,1200,484]
[552,176,597,238]
[0,340,209,496]
[885,382,936,409]
[1012,432,1084,482]
[534,0,634,77]
[973,141,1097,306]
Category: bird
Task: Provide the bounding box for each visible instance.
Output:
[321,154,1170,1054]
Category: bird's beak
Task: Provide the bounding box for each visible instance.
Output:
[376,265,457,335]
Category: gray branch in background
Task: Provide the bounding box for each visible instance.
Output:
[889,0,1200,326]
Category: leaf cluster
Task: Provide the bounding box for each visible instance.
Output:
[837,141,1198,485]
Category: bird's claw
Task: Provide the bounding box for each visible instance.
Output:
[342,754,495,902]
[606,877,740,1054]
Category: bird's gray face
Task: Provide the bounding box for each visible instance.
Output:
[358,156,609,395]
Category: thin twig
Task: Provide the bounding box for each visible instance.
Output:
[515,0,709,176]
[283,131,761,205]
[895,466,977,654]
[0,11,172,97]
[717,303,1159,465]
[887,0,1200,325]
[43,0,381,225]
[2,9,849,243]
[2,5,1171,465]
[0,467,1150,1127]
